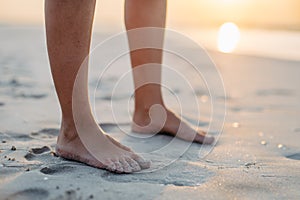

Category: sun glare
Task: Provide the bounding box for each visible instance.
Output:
[217,22,240,53]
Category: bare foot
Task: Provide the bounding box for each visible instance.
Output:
[132,105,214,144]
[56,121,150,173]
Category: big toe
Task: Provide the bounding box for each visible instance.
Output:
[195,132,215,144]
[131,154,151,169]
[203,136,215,144]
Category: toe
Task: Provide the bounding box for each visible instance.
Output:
[119,158,132,173]
[125,157,141,172]
[131,154,151,169]
[194,133,205,143]
[114,160,124,173]
[107,164,116,172]
[195,133,214,144]
[204,136,215,144]
[105,161,117,172]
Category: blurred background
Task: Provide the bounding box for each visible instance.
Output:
[0,0,300,60]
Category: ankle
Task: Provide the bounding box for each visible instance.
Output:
[135,101,166,113]
[59,119,78,142]
[133,103,168,125]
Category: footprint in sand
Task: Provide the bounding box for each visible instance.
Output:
[40,164,75,175]
[5,188,49,200]
[24,152,35,161]
[101,161,214,186]
[286,153,300,161]
[30,128,59,139]
[31,146,50,154]
[24,146,51,161]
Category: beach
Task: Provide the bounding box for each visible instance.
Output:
[0,26,299,200]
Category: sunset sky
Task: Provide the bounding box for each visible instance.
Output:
[0,0,300,30]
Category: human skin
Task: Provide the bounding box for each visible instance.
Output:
[45,0,213,173]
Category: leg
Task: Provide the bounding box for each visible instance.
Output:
[45,0,149,173]
[125,0,214,144]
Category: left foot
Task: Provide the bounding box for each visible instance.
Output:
[132,105,214,144]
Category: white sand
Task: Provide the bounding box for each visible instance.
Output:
[0,27,299,200]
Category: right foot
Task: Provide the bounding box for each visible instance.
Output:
[56,122,150,173]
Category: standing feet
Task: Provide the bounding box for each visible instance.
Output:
[56,121,150,173]
[132,105,215,144]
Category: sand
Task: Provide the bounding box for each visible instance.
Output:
[0,26,300,200]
